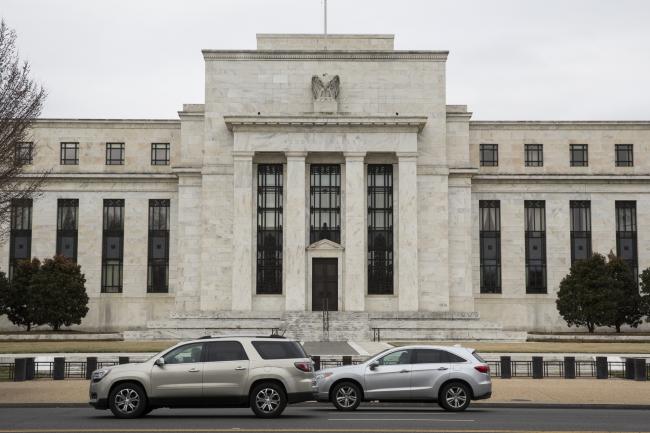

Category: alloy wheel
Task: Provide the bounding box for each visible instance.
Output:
[255,387,281,414]
[335,385,358,408]
[445,386,467,409]
[114,388,140,414]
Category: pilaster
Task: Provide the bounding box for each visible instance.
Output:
[284,152,307,311]
[344,152,366,311]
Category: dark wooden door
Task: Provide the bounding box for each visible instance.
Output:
[312,258,338,311]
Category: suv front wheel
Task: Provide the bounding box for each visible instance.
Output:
[250,382,287,418]
[109,382,148,418]
[331,382,361,411]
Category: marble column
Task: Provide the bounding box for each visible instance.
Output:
[284,152,307,311]
[397,152,419,311]
[344,152,366,311]
[231,151,254,311]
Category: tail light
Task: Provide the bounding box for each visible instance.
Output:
[294,361,313,372]
[474,364,490,374]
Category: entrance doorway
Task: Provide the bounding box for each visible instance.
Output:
[312,258,338,311]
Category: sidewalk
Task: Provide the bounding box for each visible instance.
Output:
[1,378,649,406]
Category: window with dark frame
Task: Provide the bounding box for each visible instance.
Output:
[310,164,341,244]
[570,144,588,167]
[368,164,394,295]
[15,142,33,165]
[105,143,125,165]
[9,199,32,280]
[101,199,124,293]
[60,142,79,165]
[151,143,170,165]
[525,200,547,294]
[147,199,170,293]
[615,144,633,167]
[616,201,638,280]
[256,164,283,294]
[56,199,79,262]
[479,200,501,293]
[525,144,543,167]
[570,201,591,264]
[480,144,498,167]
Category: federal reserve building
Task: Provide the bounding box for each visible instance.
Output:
[2,34,649,340]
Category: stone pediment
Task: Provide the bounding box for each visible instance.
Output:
[307,238,344,251]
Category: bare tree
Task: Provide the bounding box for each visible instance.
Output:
[0,19,47,239]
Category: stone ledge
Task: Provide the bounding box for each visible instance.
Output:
[0,333,123,341]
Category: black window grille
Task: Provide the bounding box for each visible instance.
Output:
[101,199,124,293]
[525,200,546,294]
[368,164,394,295]
[60,142,79,165]
[9,199,32,280]
[105,143,124,165]
[148,199,170,293]
[615,144,633,167]
[479,200,501,293]
[570,144,588,167]
[257,164,283,294]
[525,144,543,167]
[310,164,341,244]
[616,201,637,279]
[56,199,79,262]
[480,144,498,167]
[151,143,170,165]
[570,201,591,264]
[15,142,33,165]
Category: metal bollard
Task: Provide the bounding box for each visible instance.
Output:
[119,356,129,365]
[625,358,636,380]
[312,356,321,371]
[13,358,26,382]
[342,356,352,366]
[86,357,98,380]
[500,356,512,379]
[532,356,543,379]
[25,357,35,381]
[53,357,65,380]
[634,358,647,381]
[595,356,608,379]
[564,356,576,379]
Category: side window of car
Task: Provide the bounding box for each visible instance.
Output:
[440,351,467,363]
[163,343,204,364]
[206,341,249,362]
[414,349,442,364]
[378,349,411,365]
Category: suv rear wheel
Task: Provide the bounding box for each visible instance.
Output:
[109,382,148,418]
[439,381,471,412]
[331,382,361,411]
[250,382,287,418]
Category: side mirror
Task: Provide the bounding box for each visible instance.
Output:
[369,361,379,371]
[154,357,165,367]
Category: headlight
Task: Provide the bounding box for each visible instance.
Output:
[315,372,333,382]
[91,368,111,382]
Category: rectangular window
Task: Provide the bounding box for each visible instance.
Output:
[9,199,32,280]
[479,200,501,293]
[151,143,170,165]
[60,142,79,165]
[256,164,283,294]
[101,199,124,293]
[147,199,170,293]
[105,143,125,165]
[616,201,637,279]
[368,164,394,295]
[570,201,591,264]
[570,144,588,167]
[251,341,307,360]
[56,199,79,262]
[525,144,543,167]
[309,164,341,244]
[15,142,33,165]
[615,144,633,167]
[480,144,498,167]
[525,200,546,294]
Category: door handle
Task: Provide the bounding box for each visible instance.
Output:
[437,367,448,371]
[187,368,200,373]
[235,366,247,371]
[400,369,409,373]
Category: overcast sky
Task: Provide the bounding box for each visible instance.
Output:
[1,0,649,120]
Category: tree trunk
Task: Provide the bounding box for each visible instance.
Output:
[587,323,595,333]
[615,324,622,333]
[26,323,31,332]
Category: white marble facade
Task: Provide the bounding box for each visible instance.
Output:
[1,34,649,334]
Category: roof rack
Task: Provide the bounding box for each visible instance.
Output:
[196,334,287,340]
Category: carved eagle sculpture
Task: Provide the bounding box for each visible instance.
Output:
[311,74,340,100]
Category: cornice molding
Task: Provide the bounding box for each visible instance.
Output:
[202,50,448,62]
[470,121,650,130]
[473,174,650,183]
[224,115,427,132]
[32,118,180,129]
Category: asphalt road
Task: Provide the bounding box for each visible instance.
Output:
[0,404,648,433]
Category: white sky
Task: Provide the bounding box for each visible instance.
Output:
[1,0,649,120]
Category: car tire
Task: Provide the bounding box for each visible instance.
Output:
[438,382,471,412]
[331,382,361,411]
[108,382,148,419]
[250,382,287,418]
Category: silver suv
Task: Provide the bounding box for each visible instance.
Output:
[89,336,314,418]
[313,345,491,412]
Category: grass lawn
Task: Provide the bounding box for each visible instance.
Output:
[0,340,178,354]
[389,341,650,354]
